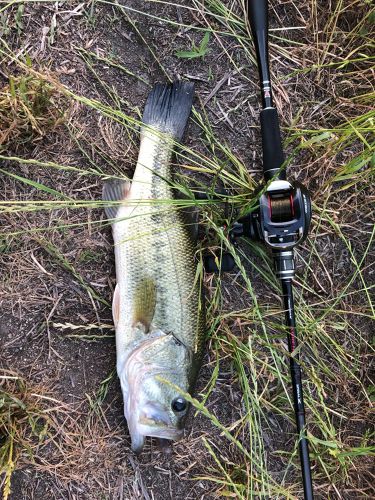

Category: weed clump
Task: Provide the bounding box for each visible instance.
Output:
[0,373,126,498]
[0,375,50,500]
[0,74,64,151]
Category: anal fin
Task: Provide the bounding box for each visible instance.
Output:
[181,205,199,241]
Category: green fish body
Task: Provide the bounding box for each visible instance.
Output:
[103,82,204,452]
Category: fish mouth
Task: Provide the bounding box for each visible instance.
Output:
[128,401,183,453]
[130,424,183,455]
[138,423,183,441]
[130,423,183,454]
[131,403,183,453]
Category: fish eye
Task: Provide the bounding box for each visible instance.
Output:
[171,397,187,413]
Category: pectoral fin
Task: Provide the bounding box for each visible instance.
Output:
[174,186,199,241]
[103,180,131,220]
[181,205,199,241]
[132,278,156,333]
[112,283,120,328]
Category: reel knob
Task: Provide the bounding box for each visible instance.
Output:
[204,253,236,273]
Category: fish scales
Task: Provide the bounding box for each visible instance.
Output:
[103,82,204,453]
[114,136,201,355]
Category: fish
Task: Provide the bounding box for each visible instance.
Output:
[103,82,205,453]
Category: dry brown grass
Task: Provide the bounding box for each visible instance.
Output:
[0,372,136,499]
[0,74,65,151]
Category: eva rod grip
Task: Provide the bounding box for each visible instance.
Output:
[247,0,268,38]
[260,107,286,180]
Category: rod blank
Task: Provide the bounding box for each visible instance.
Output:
[281,279,314,500]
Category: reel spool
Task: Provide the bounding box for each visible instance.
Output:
[268,195,294,223]
[256,180,311,251]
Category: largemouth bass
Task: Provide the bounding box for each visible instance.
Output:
[103,82,204,453]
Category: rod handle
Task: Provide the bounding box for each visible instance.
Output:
[260,108,285,180]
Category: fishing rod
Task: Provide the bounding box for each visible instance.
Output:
[242,0,313,496]
[204,0,314,497]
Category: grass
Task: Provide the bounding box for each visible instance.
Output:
[175,31,211,59]
[0,375,55,500]
[0,373,128,498]
[0,0,374,498]
[0,74,65,151]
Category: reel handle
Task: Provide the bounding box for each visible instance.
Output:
[204,253,235,273]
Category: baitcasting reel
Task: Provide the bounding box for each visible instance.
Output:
[204,180,312,279]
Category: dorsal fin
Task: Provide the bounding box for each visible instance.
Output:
[102,180,131,220]
[132,278,156,333]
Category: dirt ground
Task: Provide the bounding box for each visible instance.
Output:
[0,1,374,499]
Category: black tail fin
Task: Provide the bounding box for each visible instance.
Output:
[142,81,195,141]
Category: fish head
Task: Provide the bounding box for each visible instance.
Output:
[120,329,193,453]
